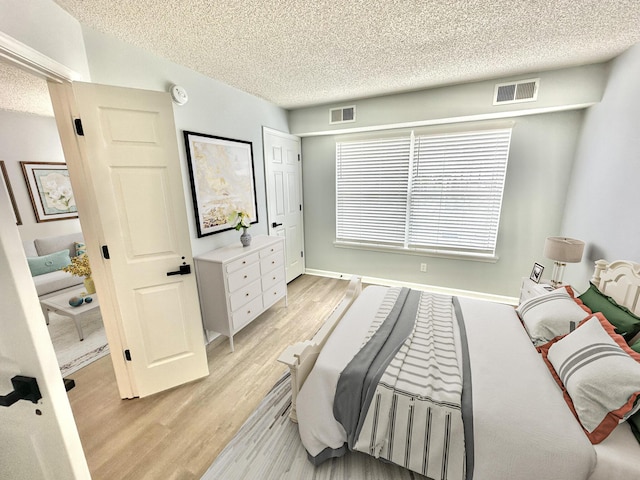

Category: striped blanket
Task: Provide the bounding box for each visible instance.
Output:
[333,288,469,479]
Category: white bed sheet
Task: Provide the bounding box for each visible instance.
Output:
[297,285,388,455]
[459,296,594,480]
[296,286,607,480]
[590,423,640,480]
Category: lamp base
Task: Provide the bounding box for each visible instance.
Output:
[550,261,566,287]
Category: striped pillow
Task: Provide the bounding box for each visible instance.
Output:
[516,287,591,346]
[545,313,640,443]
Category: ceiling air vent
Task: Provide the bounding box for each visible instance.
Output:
[493,78,539,105]
[329,105,356,124]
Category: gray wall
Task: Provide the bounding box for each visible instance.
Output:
[289,64,606,136]
[301,111,584,298]
[81,27,289,256]
[289,63,610,298]
[562,43,640,287]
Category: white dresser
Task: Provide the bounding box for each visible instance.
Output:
[194,235,287,351]
[519,277,555,304]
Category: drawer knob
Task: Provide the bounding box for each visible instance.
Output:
[271,261,275,264]
[272,276,276,280]
[245,293,249,297]
[243,275,248,279]
[247,310,251,314]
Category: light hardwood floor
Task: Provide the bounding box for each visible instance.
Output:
[68,274,349,480]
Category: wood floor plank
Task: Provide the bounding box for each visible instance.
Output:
[68,274,349,480]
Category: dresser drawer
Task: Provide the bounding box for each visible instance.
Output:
[263,282,286,308]
[260,241,283,258]
[226,252,260,274]
[260,251,284,274]
[232,296,263,332]
[229,279,262,311]
[262,267,284,291]
[227,262,261,293]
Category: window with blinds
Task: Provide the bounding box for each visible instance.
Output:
[335,128,512,258]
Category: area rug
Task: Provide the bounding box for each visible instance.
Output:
[46,310,110,376]
[202,371,427,480]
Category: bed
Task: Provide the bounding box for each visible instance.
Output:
[278,260,640,480]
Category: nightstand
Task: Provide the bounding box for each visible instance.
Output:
[519,277,555,304]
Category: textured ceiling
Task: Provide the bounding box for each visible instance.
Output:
[6,0,640,116]
[0,61,53,116]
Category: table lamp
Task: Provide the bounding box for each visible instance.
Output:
[543,237,585,286]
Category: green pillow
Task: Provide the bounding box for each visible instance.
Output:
[629,411,640,444]
[27,249,71,277]
[579,283,640,341]
[631,339,640,354]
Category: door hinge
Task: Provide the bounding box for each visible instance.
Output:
[124,349,132,361]
[299,204,302,211]
[74,118,84,136]
[298,154,301,162]
[101,245,110,259]
[301,251,304,258]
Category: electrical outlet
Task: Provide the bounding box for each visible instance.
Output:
[420,263,427,273]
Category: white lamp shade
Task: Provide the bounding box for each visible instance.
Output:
[543,237,585,263]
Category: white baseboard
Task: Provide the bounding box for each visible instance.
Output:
[304,268,518,306]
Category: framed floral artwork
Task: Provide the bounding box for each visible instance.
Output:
[0,161,22,225]
[20,161,78,222]
[183,131,258,237]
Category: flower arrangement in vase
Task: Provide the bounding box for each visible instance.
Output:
[62,253,95,294]
[228,210,252,247]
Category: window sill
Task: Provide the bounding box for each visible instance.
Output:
[333,240,499,263]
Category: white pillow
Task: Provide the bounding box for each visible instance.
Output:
[546,314,640,443]
[516,288,590,346]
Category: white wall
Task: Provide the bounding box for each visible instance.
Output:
[81,27,289,256]
[0,0,88,243]
[0,0,90,80]
[0,110,82,241]
[562,43,640,287]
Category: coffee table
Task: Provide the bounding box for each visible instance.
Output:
[40,287,101,341]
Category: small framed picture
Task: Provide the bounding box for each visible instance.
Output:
[20,161,78,222]
[530,262,544,283]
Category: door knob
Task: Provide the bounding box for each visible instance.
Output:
[272,222,283,228]
[167,264,191,276]
[0,376,42,407]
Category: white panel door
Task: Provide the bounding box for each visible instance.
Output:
[0,184,90,478]
[263,127,304,282]
[49,81,209,398]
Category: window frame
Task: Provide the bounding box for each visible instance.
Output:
[335,128,512,261]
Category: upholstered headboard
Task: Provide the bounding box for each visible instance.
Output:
[591,259,640,317]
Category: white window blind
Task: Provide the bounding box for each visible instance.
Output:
[336,128,512,258]
[336,136,411,246]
